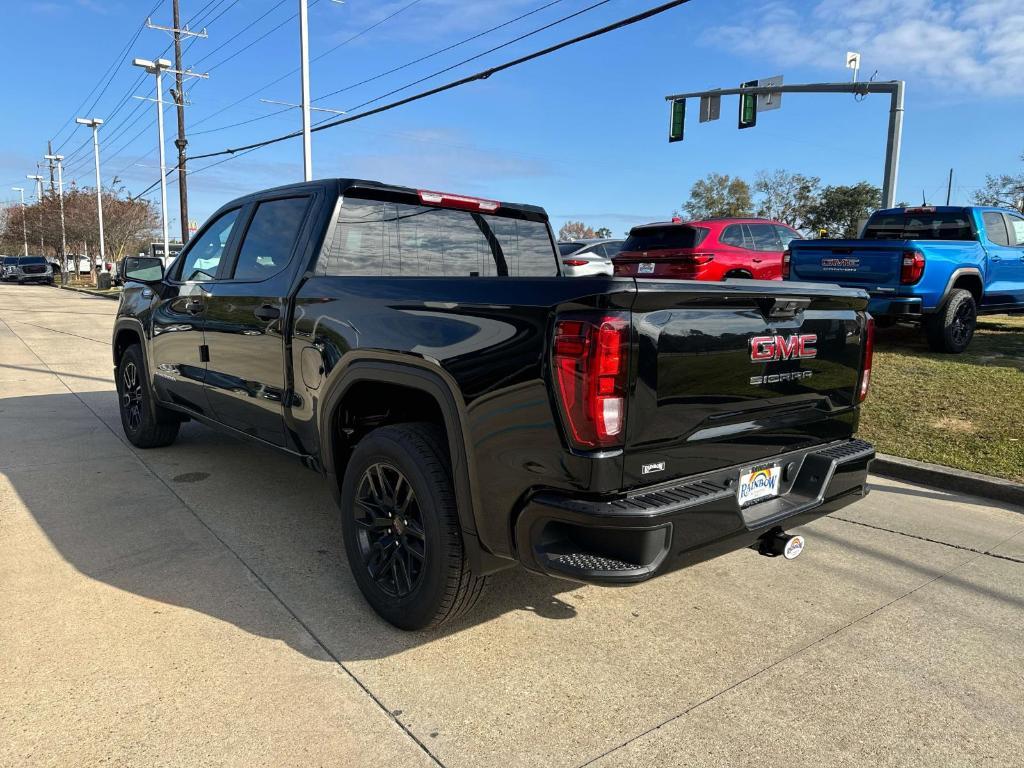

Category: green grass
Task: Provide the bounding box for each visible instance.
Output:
[859,314,1024,482]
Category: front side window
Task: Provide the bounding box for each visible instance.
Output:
[774,225,801,248]
[233,197,310,281]
[177,208,240,282]
[319,197,557,277]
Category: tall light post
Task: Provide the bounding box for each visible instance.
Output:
[26,174,44,253]
[11,187,28,256]
[133,57,172,262]
[298,0,312,181]
[75,117,107,273]
[44,154,68,281]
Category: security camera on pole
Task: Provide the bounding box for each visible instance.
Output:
[75,117,107,275]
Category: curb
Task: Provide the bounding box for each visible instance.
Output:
[873,453,1024,510]
[58,284,120,300]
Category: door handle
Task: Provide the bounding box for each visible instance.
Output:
[254,304,281,321]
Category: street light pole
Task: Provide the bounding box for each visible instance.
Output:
[27,174,44,252]
[298,0,313,181]
[44,154,68,281]
[11,187,28,256]
[133,58,172,262]
[76,117,106,273]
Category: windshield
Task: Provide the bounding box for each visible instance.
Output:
[622,225,708,252]
[862,210,975,241]
[558,242,586,256]
[3,256,19,265]
[20,257,45,265]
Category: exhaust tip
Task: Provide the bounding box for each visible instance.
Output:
[758,531,805,560]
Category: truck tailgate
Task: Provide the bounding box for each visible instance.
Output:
[789,239,907,286]
[622,279,869,489]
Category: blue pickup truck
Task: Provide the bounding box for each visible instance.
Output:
[784,206,1024,352]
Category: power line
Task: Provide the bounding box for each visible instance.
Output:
[133,0,695,199]
[190,0,572,138]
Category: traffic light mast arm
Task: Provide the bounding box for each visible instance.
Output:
[663,80,905,209]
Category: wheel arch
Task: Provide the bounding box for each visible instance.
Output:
[317,356,509,575]
[937,268,983,308]
[112,318,147,367]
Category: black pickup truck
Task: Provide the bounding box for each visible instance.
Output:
[114,179,876,629]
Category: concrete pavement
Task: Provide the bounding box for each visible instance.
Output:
[1,283,1022,767]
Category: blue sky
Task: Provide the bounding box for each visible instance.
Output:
[2,0,1022,237]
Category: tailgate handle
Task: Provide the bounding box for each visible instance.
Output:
[759,297,811,320]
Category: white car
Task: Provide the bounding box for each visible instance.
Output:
[558,239,624,277]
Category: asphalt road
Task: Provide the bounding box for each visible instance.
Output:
[2,283,1022,768]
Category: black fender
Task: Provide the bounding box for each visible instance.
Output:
[111,316,148,366]
[935,267,983,311]
[317,353,512,575]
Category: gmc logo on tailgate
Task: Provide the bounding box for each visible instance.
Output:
[750,334,817,362]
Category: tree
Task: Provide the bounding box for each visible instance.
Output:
[558,221,596,241]
[972,153,1024,212]
[594,227,612,238]
[683,173,753,219]
[754,170,821,229]
[804,182,881,238]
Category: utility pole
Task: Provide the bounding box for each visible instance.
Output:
[664,80,906,208]
[145,11,208,244]
[172,0,190,243]
[46,140,56,195]
[299,0,313,181]
[44,153,68,282]
[11,187,28,256]
[946,168,954,206]
[75,117,106,274]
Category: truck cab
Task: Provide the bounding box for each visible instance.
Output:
[785,206,1024,352]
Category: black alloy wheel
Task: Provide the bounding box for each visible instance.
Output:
[353,462,426,598]
[121,359,144,434]
[950,299,975,348]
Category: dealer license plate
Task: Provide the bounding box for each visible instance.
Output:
[637,262,656,274]
[737,465,781,506]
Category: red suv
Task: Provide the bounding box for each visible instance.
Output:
[613,218,802,281]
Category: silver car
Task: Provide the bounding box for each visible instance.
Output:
[558,239,624,277]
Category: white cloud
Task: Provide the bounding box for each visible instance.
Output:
[705,0,1024,96]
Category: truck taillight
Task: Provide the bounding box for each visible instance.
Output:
[781,249,791,279]
[553,313,629,449]
[900,250,925,284]
[859,315,874,403]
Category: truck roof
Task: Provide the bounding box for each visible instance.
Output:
[221,178,549,220]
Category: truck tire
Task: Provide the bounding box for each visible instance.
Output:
[925,289,976,354]
[340,423,488,630]
[116,344,180,448]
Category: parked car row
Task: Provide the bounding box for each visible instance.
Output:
[1,255,54,285]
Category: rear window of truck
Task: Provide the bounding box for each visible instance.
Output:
[861,211,974,241]
[622,225,708,252]
[319,197,557,277]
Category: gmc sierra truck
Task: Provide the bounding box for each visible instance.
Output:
[785,206,1024,353]
[114,179,876,630]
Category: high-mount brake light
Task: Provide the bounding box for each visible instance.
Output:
[782,249,792,279]
[552,313,629,449]
[417,189,500,212]
[859,316,875,403]
[900,249,925,284]
[904,206,936,214]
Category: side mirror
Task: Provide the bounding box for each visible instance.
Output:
[123,256,165,283]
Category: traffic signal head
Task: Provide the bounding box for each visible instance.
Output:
[668,98,685,142]
[738,80,757,129]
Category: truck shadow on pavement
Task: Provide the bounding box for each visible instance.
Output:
[2,391,582,662]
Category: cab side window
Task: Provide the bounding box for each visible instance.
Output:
[176,208,240,282]
[1004,213,1024,247]
[232,197,310,281]
[983,211,1010,247]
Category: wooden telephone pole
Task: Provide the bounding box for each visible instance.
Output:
[171,0,190,244]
